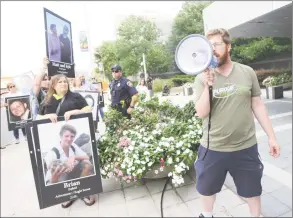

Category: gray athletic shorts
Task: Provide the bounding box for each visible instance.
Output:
[194,144,264,198]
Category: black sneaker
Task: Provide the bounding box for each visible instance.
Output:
[199,214,213,217]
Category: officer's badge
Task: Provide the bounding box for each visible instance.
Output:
[127,81,133,87]
[117,83,120,87]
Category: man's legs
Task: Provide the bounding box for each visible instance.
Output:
[195,145,229,217]
[229,144,263,217]
[246,196,261,217]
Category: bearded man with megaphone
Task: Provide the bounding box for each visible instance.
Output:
[189,28,280,217]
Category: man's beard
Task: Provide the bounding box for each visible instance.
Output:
[215,49,229,67]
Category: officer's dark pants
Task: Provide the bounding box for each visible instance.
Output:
[111,105,131,119]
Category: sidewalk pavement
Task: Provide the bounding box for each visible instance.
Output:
[1,139,260,217]
[1,89,291,217]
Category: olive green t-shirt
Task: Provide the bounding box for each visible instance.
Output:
[194,62,261,152]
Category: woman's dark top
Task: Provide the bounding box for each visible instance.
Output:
[39,90,88,116]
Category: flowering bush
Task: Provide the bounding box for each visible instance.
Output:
[98,94,202,187]
[262,72,292,87]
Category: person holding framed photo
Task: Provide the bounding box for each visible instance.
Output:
[1,83,27,144]
[37,74,95,208]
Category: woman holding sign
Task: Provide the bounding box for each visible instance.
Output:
[37,74,96,208]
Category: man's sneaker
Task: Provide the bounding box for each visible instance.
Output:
[15,139,20,144]
[199,214,213,217]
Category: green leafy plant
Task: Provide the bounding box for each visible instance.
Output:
[262,72,292,87]
[98,95,202,187]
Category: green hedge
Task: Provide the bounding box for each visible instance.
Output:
[169,74,195,87]
[255,68,292,87]
[231,37,292,64]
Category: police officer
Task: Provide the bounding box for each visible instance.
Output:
[109,64,138,119]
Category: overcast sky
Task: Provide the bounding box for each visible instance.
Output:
[1,1,183,76]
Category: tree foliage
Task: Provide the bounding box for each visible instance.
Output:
[168,1,212,72]
[95,15,172,77]
[94,41,119,79]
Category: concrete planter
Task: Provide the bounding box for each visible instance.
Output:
[183,87,193,96]
[266,85,284,99]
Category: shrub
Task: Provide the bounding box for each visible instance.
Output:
[168,74,196,87]
[98,95,202,187]
[255,68,292,87]
[262,72,292,87]
[152,78,174,93]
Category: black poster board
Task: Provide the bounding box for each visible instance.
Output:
[44,8,75,78]
[25,113,103,209]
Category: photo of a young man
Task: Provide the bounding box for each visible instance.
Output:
[7,97,32,123]
[43,124,95,185]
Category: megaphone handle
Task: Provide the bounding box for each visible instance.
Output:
[202,85,213,161]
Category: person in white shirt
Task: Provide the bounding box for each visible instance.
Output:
[136,79,148,95]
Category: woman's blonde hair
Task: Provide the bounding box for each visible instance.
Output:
[43,74,70,105]
[6,82,16,90]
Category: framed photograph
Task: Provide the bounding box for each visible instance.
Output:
[74,90,99,121]
[44,8,75,78]
[5,95,32,131]
[26,113,103,209]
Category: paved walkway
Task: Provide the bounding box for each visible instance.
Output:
[1,89,291,217]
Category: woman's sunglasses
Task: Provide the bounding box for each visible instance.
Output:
[9,85,15,89]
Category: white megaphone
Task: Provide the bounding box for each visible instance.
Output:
[175,34,217,161]
[175,34,219,75]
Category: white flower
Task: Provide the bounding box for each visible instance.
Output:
[141,161,146,165]
[154,170,159,174]
[128,162,133,167]
[132,141,136,146]
[168,172,173,177]
[176,158,180,162]
[167,157,173,164]
[160,167,164,172]
[137,169,143,174]
[135,160,141,164]
[121,164,125,169]
[123,130,128,136]
[144,151,150,155]
[132,166,135,170]
[148,162,153,167]
[176,150,181,155]
[101,169,106,175]
[128,145,134,151]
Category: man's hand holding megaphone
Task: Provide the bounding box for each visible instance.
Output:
[202,68,214,87]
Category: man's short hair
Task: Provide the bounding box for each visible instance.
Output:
[50,24,56,30]
[63,25,69,31]
[206,28,231,44]
[60,124,77,137]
